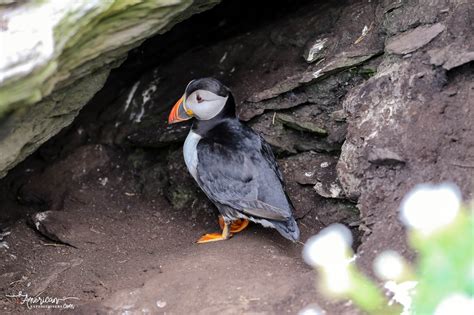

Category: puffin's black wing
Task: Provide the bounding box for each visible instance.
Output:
[195,120,293,222]
[259,133,285,185]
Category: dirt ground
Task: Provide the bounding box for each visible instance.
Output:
[0,143,357,314]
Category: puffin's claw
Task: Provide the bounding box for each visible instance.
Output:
[197,220,231,244]
[197,217,250,243]
[218,216,249,233]
[196,232,231,243]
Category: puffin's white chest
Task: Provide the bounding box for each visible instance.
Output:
[183,130,202,180]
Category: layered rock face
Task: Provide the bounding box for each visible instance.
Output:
[0,0,220,177]
[338,0,474,269]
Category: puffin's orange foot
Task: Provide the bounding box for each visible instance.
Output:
[197,220,232,244]
[230,219,249,233]
[196,232,232,243]
[218,216,249,233]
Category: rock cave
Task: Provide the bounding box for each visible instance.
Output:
[0,0,473,314]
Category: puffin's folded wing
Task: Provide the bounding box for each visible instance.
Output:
[196,138,292,222]
[238,200,290,221]
[259,134,285,184]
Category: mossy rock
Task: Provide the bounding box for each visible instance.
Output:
[0,0,220,177]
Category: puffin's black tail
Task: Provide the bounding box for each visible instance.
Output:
[272,217,300,242]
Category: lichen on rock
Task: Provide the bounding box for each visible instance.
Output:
[0,0,220,177]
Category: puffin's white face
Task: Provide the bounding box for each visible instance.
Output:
[168,78,231,124]
[184,89,228,120]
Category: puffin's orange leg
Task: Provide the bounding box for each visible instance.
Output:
[218,216,249,233]
[197,222,231,244]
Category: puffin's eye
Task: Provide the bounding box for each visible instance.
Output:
[196,94,203,103]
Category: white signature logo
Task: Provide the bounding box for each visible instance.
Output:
[6,291,79,310]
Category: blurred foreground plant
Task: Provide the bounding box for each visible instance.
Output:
[301,183,474,315]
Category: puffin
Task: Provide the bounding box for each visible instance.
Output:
[168,78,300,243]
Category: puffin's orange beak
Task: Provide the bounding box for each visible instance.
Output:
[168,95,193,124]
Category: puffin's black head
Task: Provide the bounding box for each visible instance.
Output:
[168,78,235,124]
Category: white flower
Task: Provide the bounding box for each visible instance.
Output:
[399,182,461,235]
[434,293,474,315]
[325,264,351,294]
[384,281,417,315]
[303,224,353,267]
[373,250,405,280]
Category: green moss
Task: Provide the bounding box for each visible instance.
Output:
[0,0,220,118]
[276,113,328,136]
[349,66,377,80]
[0,0,220,177]
[170,188,195,209]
